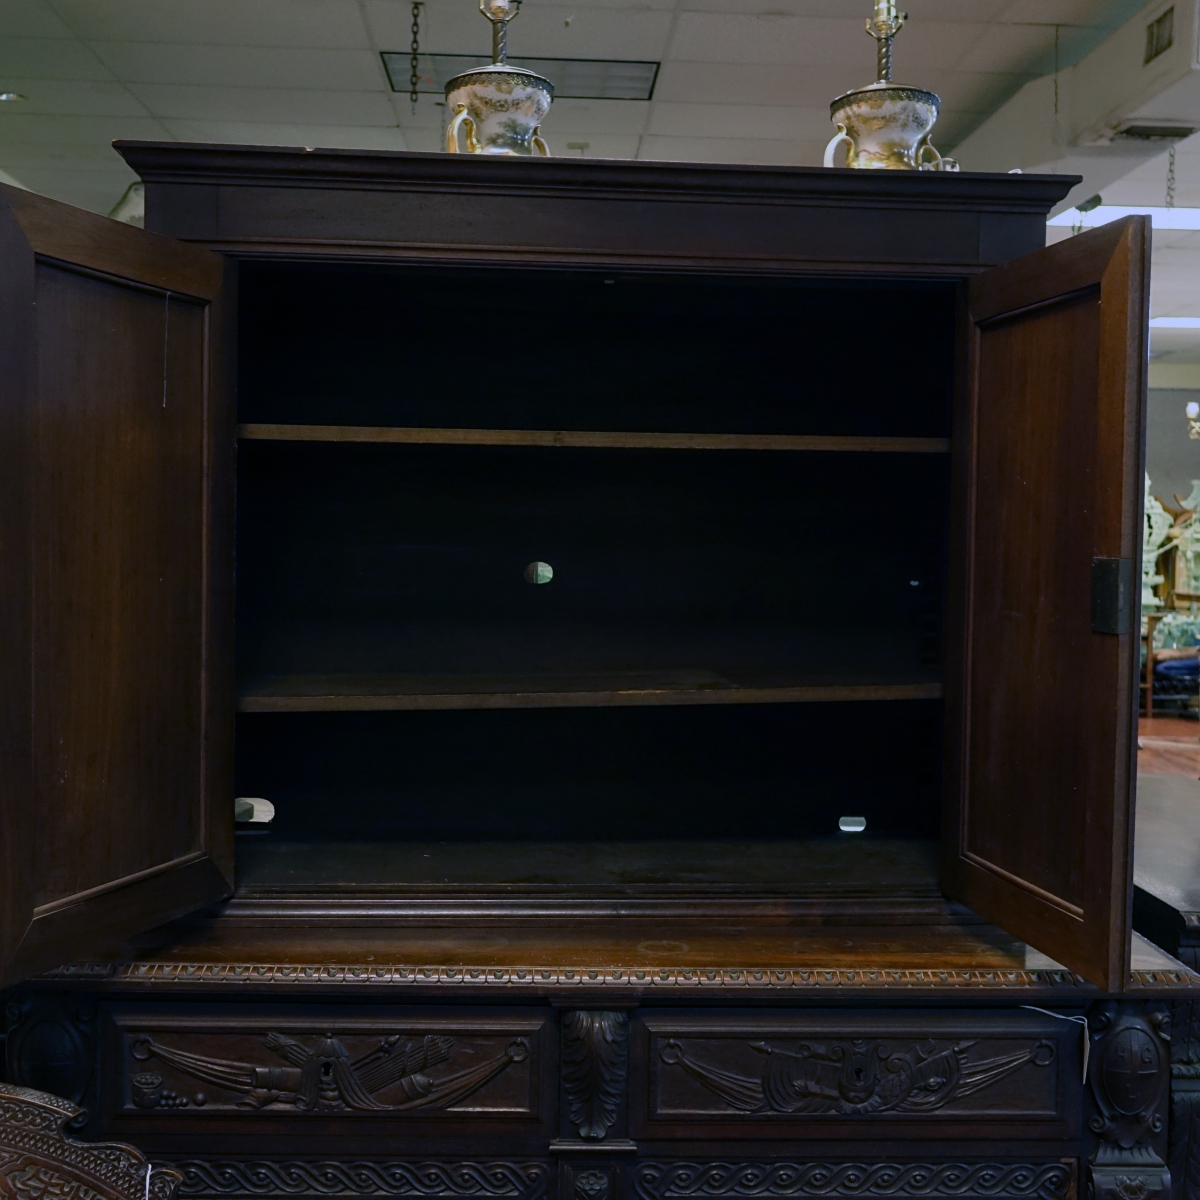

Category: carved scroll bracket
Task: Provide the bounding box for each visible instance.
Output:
[1088,1001,1172,1200]
[561,1013,628,1141]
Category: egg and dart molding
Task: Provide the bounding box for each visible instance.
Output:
[445,0,958,170]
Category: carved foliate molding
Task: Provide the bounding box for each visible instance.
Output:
[562,1012,627,1140]
[656,1035,1055,1116]
[41,962,1199,991]
[1088,1002,1172,1200]
[124,1030,530,1115]
[169,1161,548,1198]
[632,1162,1073,1200]
[0,1083,180,1200]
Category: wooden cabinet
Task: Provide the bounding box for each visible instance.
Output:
[0,145,1192,1198]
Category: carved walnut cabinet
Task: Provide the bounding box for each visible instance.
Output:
[0,145,1195,1200]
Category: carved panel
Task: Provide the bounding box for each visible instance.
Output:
[169,1161,549,1198]
[562,1013,628,1141]
[632,1163,1074,1200]
[0,1083,180,1200]
[104,1007,547,1125]
[1088,1002,1172,1200]
[634,1010,1077,1139]
[1171,947,1200,1200]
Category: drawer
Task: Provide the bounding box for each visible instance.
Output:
[97,1003,553,1145]
[631,1008,1082,1142]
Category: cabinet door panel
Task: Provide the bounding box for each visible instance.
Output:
[943,216,1148,990]
[0,185,234,987]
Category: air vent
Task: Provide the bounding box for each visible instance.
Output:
[382,53,659,101]
[1145,7,1175,64]
[1114,122,1196,140]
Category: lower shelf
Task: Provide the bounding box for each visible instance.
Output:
[237,671,943,712]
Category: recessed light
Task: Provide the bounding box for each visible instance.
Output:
[1150,317,1200,328]
[0,92,28,102]
[1048,205,1200,230]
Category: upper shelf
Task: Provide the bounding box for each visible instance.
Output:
[237,424,951,454]
[237,670,943,713]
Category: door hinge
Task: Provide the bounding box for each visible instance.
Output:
[1091,556,1134,635]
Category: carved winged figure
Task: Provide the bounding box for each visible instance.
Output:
[129,1031,528,1113]
[660,1036,1054,1116]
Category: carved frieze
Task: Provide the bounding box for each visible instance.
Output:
[632,1162,1073,1200]
[655,1035,1053,1117]
[638,1010,1073,1137]
[169,1161,549,1198]
[109,1011,544,1120]
[1088,1001,1172,1200]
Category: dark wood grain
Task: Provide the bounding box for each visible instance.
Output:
[236,425,951,454]
[943,216,1149,990]
[116,142,1073,275]
[236,673,942,712]
[0,186,233,988]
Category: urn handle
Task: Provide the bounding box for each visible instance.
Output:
[916,138,959,172]
[445,105,478,153]
[532,128,550,156]
[823,124,855,168]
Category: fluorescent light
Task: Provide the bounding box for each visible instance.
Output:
[1049,205,1200,229]
[1151,317,1200,328]
[0,92,27,102]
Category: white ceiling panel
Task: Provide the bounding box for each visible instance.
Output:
[47,0,373,49]
[88,43,385,91]
[0,0,73,38]
[648,100,824,140]
[125,82,397,125]
[0,38,118,80]
[159,119,410,150]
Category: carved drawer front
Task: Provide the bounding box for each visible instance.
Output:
[632,1009,1080,1141]
[100,1004,551,1135]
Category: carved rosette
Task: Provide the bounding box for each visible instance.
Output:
[561,1012,628,1140]
[0,1082,180,1200]
[1088,1002,1172,1200]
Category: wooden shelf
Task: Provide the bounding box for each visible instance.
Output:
[238,423,950,454]
[237,670,943,713]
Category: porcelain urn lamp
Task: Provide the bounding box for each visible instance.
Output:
[445,0,554,155]
[824,1,957,172]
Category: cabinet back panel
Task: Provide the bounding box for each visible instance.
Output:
[236,443,948,681]
[238,263,955,438]
[233,701,942,843]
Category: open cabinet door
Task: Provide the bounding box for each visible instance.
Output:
[943,216,1149,991]
[0,184,234,987]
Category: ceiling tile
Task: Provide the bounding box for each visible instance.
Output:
[125,82,396,125]
[50,0,372,49]
[0,0,75,38]
[90,42,385,91]
[158,119,409,151]
[0,78,147,116]
[0,38,115,80]
[540,98,651,136]
[648,100,824,141]
[0,112,167,143]
[652,61,850,107]
[639,133,824,164]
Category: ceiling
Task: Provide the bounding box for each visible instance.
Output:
[0,0,1153,214]
[4,0,1200,367]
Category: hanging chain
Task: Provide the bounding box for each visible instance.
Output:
[1168,144,1177,209]
[409,2,422,113]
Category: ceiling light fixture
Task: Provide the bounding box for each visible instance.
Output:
[1049,204,1200,230]
[1150,317,1200,328]
[0,92,28,102]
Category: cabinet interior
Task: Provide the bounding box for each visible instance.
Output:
[233,260,958,899]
